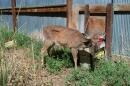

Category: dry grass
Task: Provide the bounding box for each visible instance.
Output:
[0,48,71,86]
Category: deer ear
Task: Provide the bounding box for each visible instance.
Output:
[83,39,92,47]
[82,33,91,39]
[82,33,86,36]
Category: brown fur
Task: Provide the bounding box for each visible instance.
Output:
[41,25,90,69]
[84,16,106,70]
[86,16,105,43]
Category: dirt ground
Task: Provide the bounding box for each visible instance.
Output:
[2,48,130,86]
[3,48,71,86]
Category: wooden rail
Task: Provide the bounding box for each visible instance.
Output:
[79,4,130,13]
[0,5,67,13]
[1,4,130,14]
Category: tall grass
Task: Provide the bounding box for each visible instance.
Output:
[0,47,8,86]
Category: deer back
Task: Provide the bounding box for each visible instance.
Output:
[43,25,89,48]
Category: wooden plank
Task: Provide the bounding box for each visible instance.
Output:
[89,5,106,13]
[71,7,79,30]
[84,5,90,33]
[11,0,17,32]
[114,4,130,11]
[105,4,113,59]
[67,0,72,28]
[1,4,130,14]
[79,4,130,13]
[78,5,106,13]
[0,5,67,13]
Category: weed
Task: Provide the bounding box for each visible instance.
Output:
[66,60,130,86]
[0,28,43,60]
[14,33,32,48]
[45,47,73,74]
[0,29,13,48]
[32,40,43,60]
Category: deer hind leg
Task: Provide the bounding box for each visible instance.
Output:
[41,40,54,55]
[71,48,78,69]
[41,40,54,66]
[89,44,97,71]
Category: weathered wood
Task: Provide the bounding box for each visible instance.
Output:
[71,7,79,30]
[11,0,17,32]
[105,4,113,59]
[67,0,79,30]
[84,5,90,33]
[79,4,130,13]
[78,5,106,13]
[89,5,106,13]
[1,4,130,14]
[67,0,72,28]
[0,5,67,13]
[18,5,67,13]
[114,4,130,11]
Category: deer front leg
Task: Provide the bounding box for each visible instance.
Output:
[89,44,97,71]
[41,40,54,66]
[71,48,78,69]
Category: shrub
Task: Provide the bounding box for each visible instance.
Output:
[65,60,130,86]
[45,47,73,74]
[32,41,43,60]
[0,29,14,47]
[14,33,32,48]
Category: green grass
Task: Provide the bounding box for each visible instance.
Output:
[65,60,130,86]
[0,28,43,60]
[45,47,73,74]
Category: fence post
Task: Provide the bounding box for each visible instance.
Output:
[67,0,79,30]
[84,5,89,33]
[11,0,17,32]
[105,3,113,59]
[67,0,72,28]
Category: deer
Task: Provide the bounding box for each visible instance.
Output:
[82,16,106,70]
[32,25,92,69]
[84,16,106,51]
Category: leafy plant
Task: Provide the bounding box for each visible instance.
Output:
[65,60,130,86]
[0,29,14,47]
[14,33,32,48]
[32,41,43,60]
[0,28,44,60]
[45,47,73,74]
